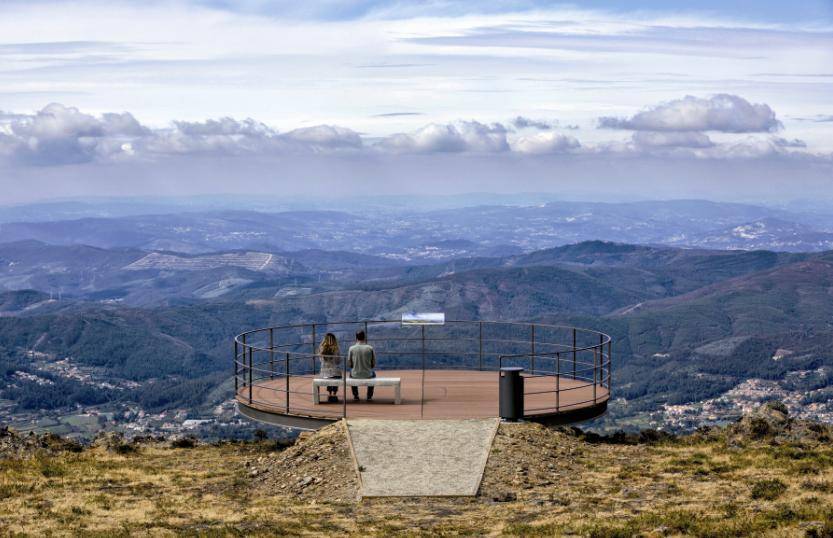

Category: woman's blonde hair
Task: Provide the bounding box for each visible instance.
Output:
[319,332,340,357]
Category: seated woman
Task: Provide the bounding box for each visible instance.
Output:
[318,333,342,403]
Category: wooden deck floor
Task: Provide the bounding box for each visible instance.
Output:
[237,369,609,420]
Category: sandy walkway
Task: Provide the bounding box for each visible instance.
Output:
[346,418,499,497]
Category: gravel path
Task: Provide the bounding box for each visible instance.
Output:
[346,418,499,497]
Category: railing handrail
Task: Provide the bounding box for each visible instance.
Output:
[234,319,610,347]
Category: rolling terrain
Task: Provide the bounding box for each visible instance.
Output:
[1,234,833,436]
[1,198,833,437]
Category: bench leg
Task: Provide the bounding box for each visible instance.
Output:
[395,384,401,405]
[313,385,320,405]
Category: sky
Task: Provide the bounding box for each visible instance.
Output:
[0,0,831,204]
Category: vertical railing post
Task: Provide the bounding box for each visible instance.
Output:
[311,323,317,375]
[572,328,577,380]
[269,328,274,379]
[608,339,612,391]
[241,333,247,389]
[556,352,560,412]
[420,325,426,419]
[594,334,602,403]
[530,324,536,375]
[342,353,347,418]
[285,352,290,413]
[478,322,483,371]
[498,355,503,398]
[248,346,253,405]
[234,339,238,394]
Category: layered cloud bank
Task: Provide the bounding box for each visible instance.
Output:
[0,94,824,167]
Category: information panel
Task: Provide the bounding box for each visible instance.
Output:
[401,312,445,326]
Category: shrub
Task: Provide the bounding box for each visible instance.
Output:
[749,417,772,438]
[750,478,788,500]
[38,460,67,478]
[170,437,197,449]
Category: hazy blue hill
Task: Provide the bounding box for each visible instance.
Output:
[281,249,404,270]
[2,199,832,257]
[0,241,311,306]
[0,289,51,313]
[0,210,370,253]
[507,242,803,300]
[617,259,833,343]
[670,217,833,252]
[0,239,143,268]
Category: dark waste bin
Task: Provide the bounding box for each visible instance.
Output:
[499,366,524,421]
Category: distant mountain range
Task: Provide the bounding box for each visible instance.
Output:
[2,199,833,256]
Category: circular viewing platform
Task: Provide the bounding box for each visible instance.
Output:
[234,320,611,429]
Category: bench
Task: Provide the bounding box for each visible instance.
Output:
[312,376,401,404]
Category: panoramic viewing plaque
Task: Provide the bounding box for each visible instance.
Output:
[401,312,445,325]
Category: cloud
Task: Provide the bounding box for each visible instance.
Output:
[631,131,714,149]
[377,121,510,153]
[172,117,273,137]
[0,103,146,165]
[372,112,424,118]
[144,117,278,155]
[599,94,782,133]
[511,116,552,130]
[771,137,807,148]
[0,106,367,163]
[587,131,819,160]
[282,125,363,150]
[0,103,825,167]
[658,136,812,159]
[145,120,363,155]
[513,132,580,154]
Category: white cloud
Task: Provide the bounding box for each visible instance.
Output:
[599,94,782,133]
[172,117,273,137]
[513,132,580,154]
[282,125,363,150]
[631,131,714,149]
[0,103,145,165]
[143,118,278,156]
[377,121,510,153]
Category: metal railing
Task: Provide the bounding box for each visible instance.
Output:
[233,320,611,420]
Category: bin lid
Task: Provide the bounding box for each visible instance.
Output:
[499,366,524,373]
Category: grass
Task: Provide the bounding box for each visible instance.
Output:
[1,427,833,536]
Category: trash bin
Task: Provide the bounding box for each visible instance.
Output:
[499,366,524,421]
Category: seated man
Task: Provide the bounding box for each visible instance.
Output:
[347,330,376,401]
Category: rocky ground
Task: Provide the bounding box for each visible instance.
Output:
[251,422,358,502]
[2,402,833,536]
